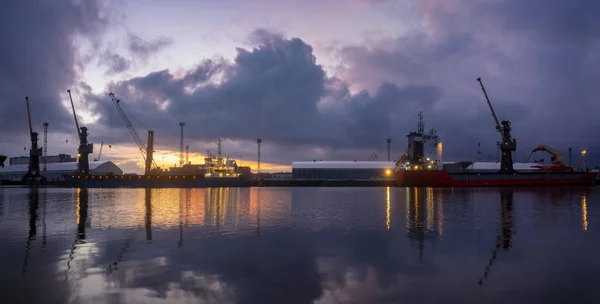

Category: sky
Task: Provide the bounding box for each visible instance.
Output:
[1,0,599,173]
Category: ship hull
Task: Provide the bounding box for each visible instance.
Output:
[64,174,251,188]
[396,170,598,187]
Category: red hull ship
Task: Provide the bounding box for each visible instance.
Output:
[395,78,598,187]
[396,170,598,187]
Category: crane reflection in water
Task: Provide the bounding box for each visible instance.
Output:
[65,188,89,280]
[477,188,514,286]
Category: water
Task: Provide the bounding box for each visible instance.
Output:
[0,186,599,304]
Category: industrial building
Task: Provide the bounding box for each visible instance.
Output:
[9,154,76,165]
[0,160,123,182]
[292,161,396,180]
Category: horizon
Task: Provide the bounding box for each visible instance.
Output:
[1,0,599,175]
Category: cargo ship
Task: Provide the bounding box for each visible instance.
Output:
[64,154,252,188]
[395,78,598,187]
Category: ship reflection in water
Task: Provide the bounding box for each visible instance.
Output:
[0,186,599,303]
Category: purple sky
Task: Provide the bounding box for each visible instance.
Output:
[1,0,599,173]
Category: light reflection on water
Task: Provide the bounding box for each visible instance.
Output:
[0,186,599,303]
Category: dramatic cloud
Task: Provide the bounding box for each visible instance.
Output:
[100,51,131,75]
[336,0,600,162]
[0,0,109,154]
[2,0,599,171]
[127,33,173,62]
[82,29,443,167]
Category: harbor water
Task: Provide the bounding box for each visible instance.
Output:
[0,186,599,303]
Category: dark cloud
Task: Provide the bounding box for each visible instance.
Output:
[0,0,108,156]
[127,33,173,61]
[3,0,599,170]
[82,29,444,168]
[337,0,600,164]
[100,51,131,75]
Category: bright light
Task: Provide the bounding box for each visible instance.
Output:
[581,149,587,156]
[385,169,391,176]
[428,165,432,169]
[426,158,430,161]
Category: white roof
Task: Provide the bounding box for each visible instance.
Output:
[465,162,542,170]
[0,160,120,173]
[292,161,396,169]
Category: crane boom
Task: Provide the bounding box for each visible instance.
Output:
[109,93,147,160]
[477,78,502,137]
[95,142,104,161]
[108,93,157,173]
[25,97,33,135]
[67,90,81,138]
[476,77,516,173]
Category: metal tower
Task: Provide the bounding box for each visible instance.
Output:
[179,122,185,166]
[43,122,48,175]
[387,138,391,161]
[257,138,262,174]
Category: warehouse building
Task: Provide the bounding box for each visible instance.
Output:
[292,161,396,180]
[0,161,123,182]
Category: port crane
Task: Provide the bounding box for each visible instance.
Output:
[529,144,574,172]
[109,93,157,174]
[68,90,93,175]
[477,77,516,173]
[22,97,46,185]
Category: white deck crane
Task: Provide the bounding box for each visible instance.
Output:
[109,93,157,174]
[529,144,573,172]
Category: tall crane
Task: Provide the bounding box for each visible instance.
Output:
[477,78,516,173]
[68,90,93,175]
[109,93,157,174]
[22,97,45,185]
[179,122,186,166]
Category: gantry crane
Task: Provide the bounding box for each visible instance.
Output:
[22,97,45,185]
[108,93,157,174]
[68,90,93,175]
[477,77,516,173]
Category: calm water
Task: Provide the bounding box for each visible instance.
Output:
[0,186,599,304]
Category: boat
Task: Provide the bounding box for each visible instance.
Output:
[64,156,252,188]
[395,78,598,187]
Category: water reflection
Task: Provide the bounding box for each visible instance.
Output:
[478,188,514,286]
[405,187,444,260]
[582,193,588,231]
[1,187,599,303]
[66,188,89,280]
[22,188,39,273]
[145,188,152,241]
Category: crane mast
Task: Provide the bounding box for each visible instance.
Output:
[477,78,516,173]
[68,90,93,175]
[23,97,44,185]
[109,93,157,174]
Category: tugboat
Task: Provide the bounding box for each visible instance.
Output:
[395,78,598,187]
